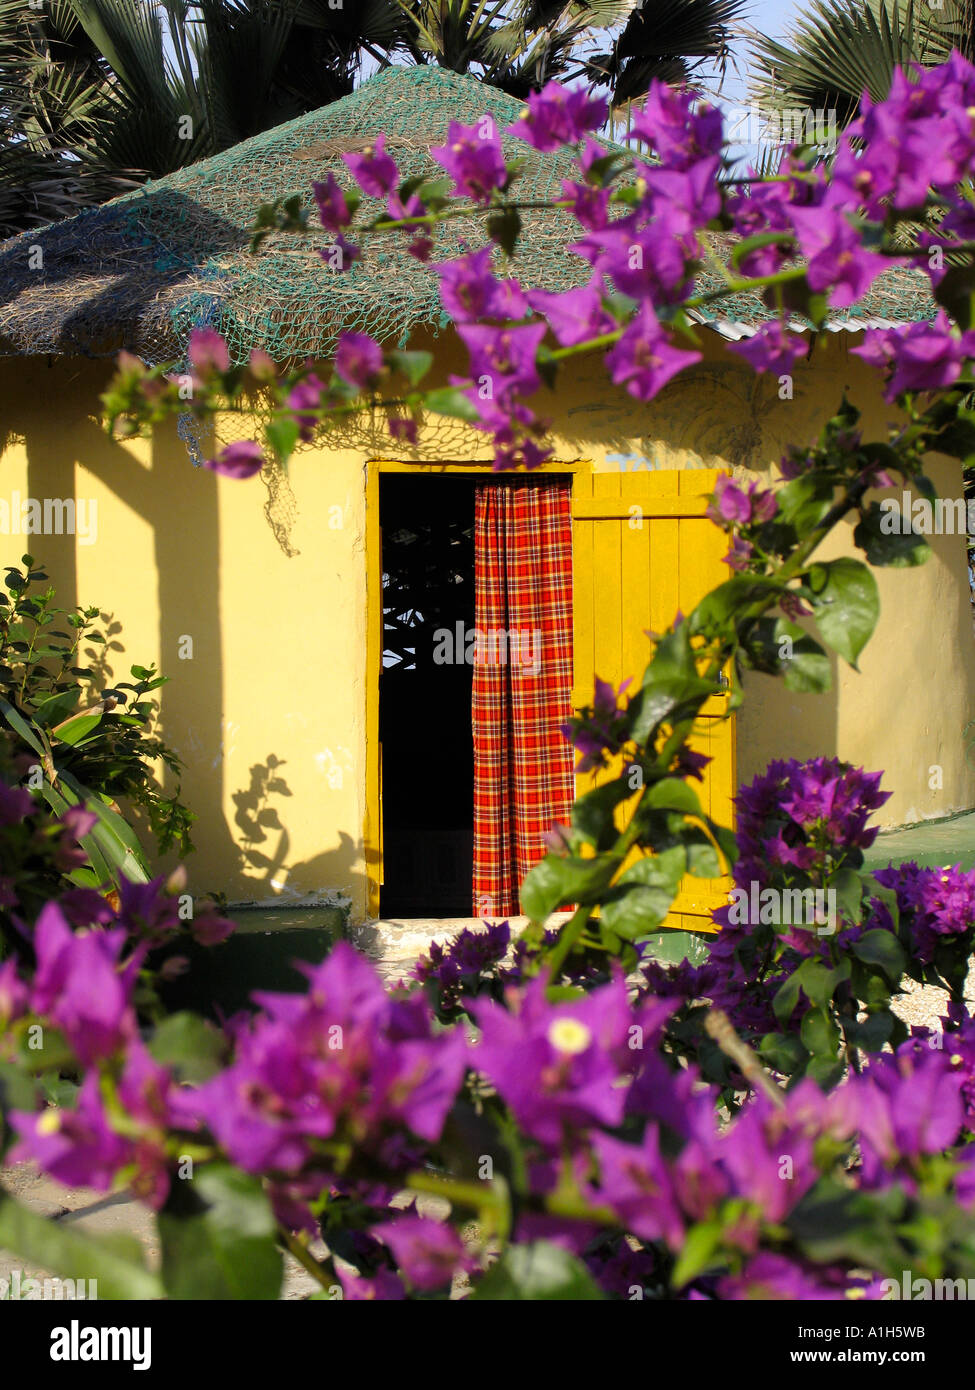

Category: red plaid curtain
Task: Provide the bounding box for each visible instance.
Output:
[472,479,574,917]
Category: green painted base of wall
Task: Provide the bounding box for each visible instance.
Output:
[863,810,975,873]
[641,929,713,967]
[157,904,348,1019]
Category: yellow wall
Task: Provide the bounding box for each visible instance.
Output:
[1,330,973,920]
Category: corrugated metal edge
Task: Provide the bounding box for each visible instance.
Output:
[695,313,912,341]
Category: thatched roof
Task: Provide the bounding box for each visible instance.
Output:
[0,64,937,365]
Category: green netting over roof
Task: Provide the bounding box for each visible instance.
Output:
[0,63,937,367]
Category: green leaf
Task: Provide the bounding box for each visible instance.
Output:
[671,1219,723,1288]
[758,1032,808,1075]
[0,1191,162,1300]
[387,349,433,386]
[788,1180,907,1270]
[571,777,633,849]
[600,847,687,939]
[520,853,614,921]
[0,696,44,756]
[37,781,114,890]
[800,1007,841,1058]
[158,1165,282,1300]
[742,615,832,692]
[0,1061,39,1112]
[772,970,802,1025]
[628,675,718,744]
[148,1013,226,1084]
[853,502,931,568]
[265,417,299,464]
[795,957,851,1009]
[851,928,907,985]
[775,473,835,531]
[56,773,150,885]
[806,557,879,668]
[32,688,81,727]
[685,838,721,878]
[486,207,522,256]
[830,866,864,929]
[642,777,703,816]
[846,1010,894,1052]
[424,387,481,423]
[51,712,102,746]
[688,576,781,639]
[471,1241,603,1300]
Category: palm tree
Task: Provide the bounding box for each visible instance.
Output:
[397,0,746,99]
[0,0,408,235]
[747,0,974,133]
[0,0,746,236]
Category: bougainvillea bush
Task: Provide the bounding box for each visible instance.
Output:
[3,54,975,1297]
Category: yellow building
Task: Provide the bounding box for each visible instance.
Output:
[1,67,973,931]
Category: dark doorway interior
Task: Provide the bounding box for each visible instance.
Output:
[379,475,476,917]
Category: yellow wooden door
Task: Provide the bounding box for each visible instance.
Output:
[571,466,735,934]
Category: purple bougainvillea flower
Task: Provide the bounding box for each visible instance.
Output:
[572,221,691,302]
[527,280,614,348]
[591,1127,685,1247]
[835,1045,965,1188]
[247,348,277,383]
[729,320,808,376]
[626,81,722,170]
[604,302,700,403]
[638,158,722,233]
[431,118,507,204]
[407,232,435,262]
[707,475,751,525]
[373,1215,468,1291]
[788,205,892,308]
[435,247,528,324]
[717,1253,848,1300]
[11,1072,130,1191]
[286,373,325,441]
[342,134,398,198]
[0,779,34,826]
[30,904,135,1064]
[319,232,361,271]
[59,804,97,841]
[415,921,511,990]
[674,746,711,782]
[560,675,631,771]
[719,1096,817,1230]
[203,440,265,480]
[334,332,384,390]
[116,1042,198,1208]
[872,861,975,963]
[468,974,632,1145]
[456,321,547,401]
[312,174,352,233]
[337,1267,406,1300]
[706,474,777,528]
[384,189,424,224]
[57,887,116,928]
[853,314,975,400]
[192,944,465,1174]
[187,326,230,378]
[560,179,611,231]
[507,82,608,151]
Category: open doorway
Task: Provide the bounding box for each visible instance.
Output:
[379,475,476,917]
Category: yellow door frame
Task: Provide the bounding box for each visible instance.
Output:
[362,459,734,923]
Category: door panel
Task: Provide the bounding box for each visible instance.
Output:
[571,466,735,934]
